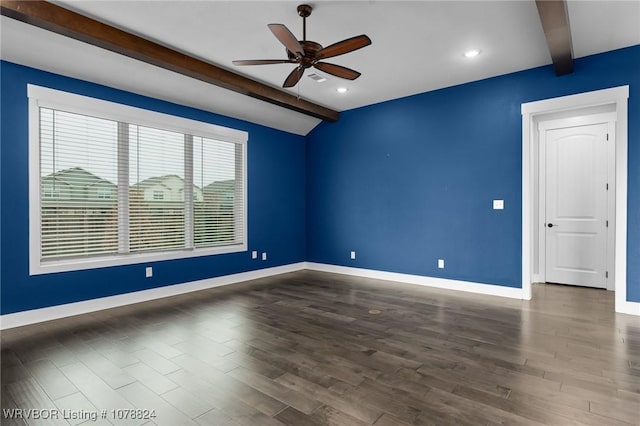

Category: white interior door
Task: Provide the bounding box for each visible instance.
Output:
[544,123,608,288]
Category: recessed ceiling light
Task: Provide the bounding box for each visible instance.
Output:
[337,87,348,93]
[464,49,480,58]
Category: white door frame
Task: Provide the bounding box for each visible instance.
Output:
[521,85,633,315]
[538,114,616,290]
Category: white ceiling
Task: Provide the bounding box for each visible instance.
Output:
[2,1,639,135]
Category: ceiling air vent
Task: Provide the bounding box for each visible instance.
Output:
[307,73,327,83]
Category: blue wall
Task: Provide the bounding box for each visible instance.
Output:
[0,61,307,315]
[307,46,640,300]
[2,45,639,316]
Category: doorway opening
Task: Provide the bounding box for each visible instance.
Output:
[521,86,629,313]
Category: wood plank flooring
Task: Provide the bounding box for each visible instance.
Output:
[2,270,639,425]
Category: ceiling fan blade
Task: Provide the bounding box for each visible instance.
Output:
[316,35,372,60]
[283,65,305,88]
[233,59,294,66]
[314,62,361,80]
[268,23,304,57]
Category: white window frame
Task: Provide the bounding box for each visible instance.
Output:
[28,84,248,275]
[97,188,112,200]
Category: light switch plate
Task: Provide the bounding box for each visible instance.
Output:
[493,199,504,210]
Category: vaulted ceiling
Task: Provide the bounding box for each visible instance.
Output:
[2,1,639,135]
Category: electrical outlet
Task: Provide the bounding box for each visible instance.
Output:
[438,259,445,269]
[252,251,258,259]
[493,199,504,210]
[145,266,153,277]
[262,252,267,261]
[350,251,356,260]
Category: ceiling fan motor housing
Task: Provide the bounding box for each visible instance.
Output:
[287,40,323,67]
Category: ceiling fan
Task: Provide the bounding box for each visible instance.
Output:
[233,4,372,88]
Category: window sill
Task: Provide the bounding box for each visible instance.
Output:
[30,244,247,276]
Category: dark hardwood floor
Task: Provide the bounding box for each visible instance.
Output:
[2,270,639,425]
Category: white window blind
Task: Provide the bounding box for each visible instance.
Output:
[29,85,247,274]
[193,136,244,247]
[129,125,185,252]
[40,108,119,259]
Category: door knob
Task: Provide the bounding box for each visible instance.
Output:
[547,223,555,228]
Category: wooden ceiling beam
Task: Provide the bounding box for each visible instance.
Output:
[0,0,340,122]
[535,0,574,76]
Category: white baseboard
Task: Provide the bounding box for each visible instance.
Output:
[305,262,525,300]
[0,262,306,330]
[616,299,640,316]
[4,261,635,329]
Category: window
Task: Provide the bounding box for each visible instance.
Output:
[29,85,247,275]
[193,136,243,247]
[43,188,61,199]
[97,189,112,200]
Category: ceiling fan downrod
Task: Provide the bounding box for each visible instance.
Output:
[297,4,312,41]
